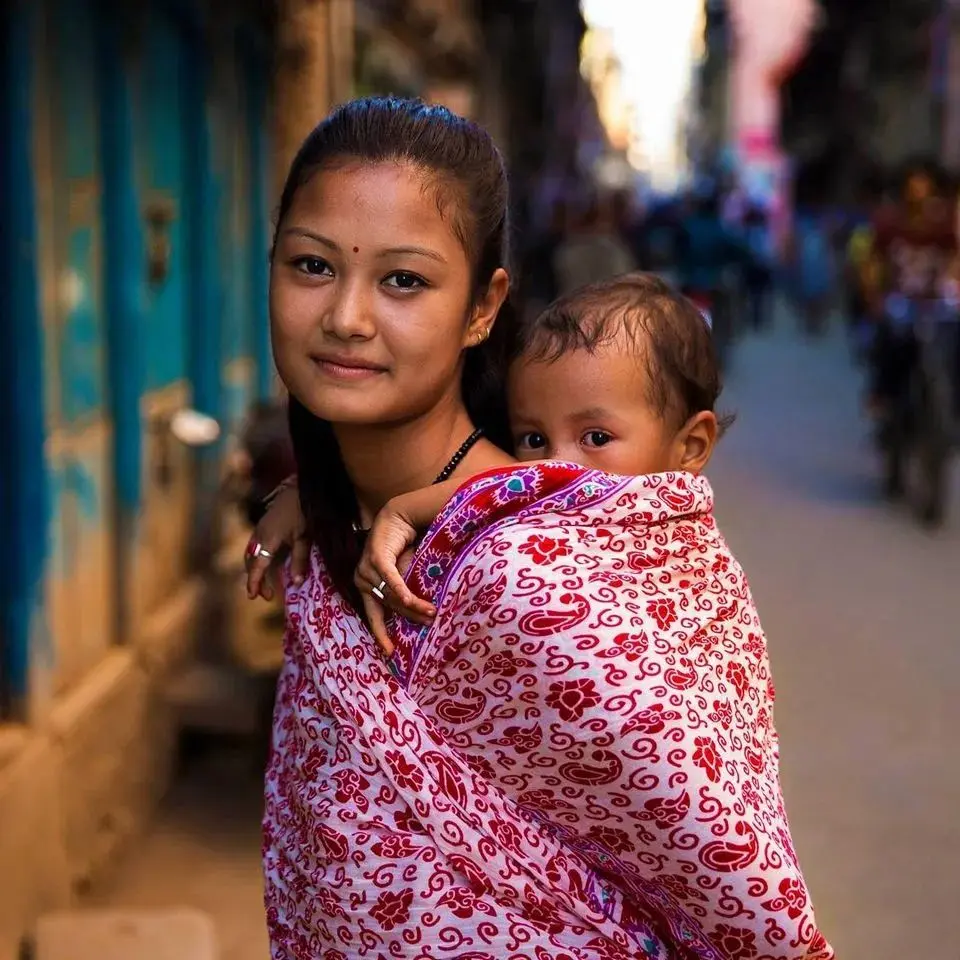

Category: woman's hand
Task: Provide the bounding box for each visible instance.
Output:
[354,504,436,655]
[245,485,309,601]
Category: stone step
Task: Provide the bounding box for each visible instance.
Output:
[33,907,217,960]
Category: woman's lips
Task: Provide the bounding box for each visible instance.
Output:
[312,356,386,381]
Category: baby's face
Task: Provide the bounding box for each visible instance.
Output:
[506,344,683,476]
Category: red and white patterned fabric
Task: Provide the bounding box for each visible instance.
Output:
[264,464,832,960]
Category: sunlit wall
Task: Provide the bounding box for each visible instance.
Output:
[580,0,703,189]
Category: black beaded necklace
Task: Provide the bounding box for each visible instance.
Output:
[351,427,484,535]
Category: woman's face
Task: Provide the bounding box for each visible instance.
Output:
[270,160,506,426]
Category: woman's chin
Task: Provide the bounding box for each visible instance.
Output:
[291,391,396,427]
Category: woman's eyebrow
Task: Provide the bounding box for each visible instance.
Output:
[283,227,339,250]
[282,232,446,265]
[380,245,447,264]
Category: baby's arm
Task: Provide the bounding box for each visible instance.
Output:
[387,478,462,536]
[355,479,461,651]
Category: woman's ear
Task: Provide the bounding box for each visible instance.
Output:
[464,268,510,347]
[676,411,719,474]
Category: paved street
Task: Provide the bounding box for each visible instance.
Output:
[88,308,960,960]
[711,313,960,960]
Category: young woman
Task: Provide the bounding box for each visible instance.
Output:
[255,97,831,960]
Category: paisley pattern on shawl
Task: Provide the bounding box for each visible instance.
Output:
[263,463,833,960]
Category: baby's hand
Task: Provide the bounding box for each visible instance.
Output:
[355,502,437,655]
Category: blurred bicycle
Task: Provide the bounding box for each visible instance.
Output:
[877,291,960,527]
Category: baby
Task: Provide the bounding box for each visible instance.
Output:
[356,271,732,648]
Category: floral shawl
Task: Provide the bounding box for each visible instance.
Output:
[263,464,832,960]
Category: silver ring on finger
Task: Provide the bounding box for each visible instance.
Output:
[371,579,387,602]
[253,543,274,560]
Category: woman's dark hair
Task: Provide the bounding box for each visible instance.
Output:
[272,97,514,611]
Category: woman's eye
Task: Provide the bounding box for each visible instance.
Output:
[292,256,332,277]
[582,430,613,448]
[516,432,547,450]
[383,271,426,291]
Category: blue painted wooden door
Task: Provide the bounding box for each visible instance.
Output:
[45,0,119,692]
[138,8,191,394]
[133,5,201,617]
[2,0,49,712]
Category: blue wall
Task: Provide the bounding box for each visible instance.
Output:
[2,0,273,715]
[56,0,108,424]
[98,13,145,516]
[1,0,49,709]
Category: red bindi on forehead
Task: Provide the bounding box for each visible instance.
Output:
[353,246,359,253]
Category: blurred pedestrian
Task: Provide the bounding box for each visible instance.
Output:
[520,197,567,318]
[791,202,835,335]
[861,159,958,418]
[610,187,650,269]
[553,192,638,295]
[742,197,777,331]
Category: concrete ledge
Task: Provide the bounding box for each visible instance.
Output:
[0,727,29,770]
[0,736,70,960]
[34,908,217,960]
[0,563,236,957]
[48,651,174,890]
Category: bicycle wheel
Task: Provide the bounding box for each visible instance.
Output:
[908,349,951,528]
[881,402,908,500]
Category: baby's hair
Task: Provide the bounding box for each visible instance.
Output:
[513,272,735,434]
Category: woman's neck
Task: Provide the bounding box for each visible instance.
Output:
[335,398,505,526]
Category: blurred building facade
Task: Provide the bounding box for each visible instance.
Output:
[0,0,351,953]
[694,0,733,166]
[480,0,601,233]
[781,0,960,200]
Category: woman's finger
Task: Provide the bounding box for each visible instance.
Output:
[388,592,435,623]
[290,533,310,587]
[370,555,435,619]
[245,535,284,600]
[355,556,380,595]
[360,592,394,656]
[378,590,434,628]
[357,562,434,627]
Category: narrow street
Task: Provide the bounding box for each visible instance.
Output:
[710,311,960,960]
[88,307,960,960]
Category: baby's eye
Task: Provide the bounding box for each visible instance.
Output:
[383,271,427,291]
[582,430,614,448]
[292,256,333,277]
[516,432,548,451]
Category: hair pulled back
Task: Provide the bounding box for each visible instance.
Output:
[272,97,514,611]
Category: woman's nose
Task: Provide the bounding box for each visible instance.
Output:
[321,280,376,340]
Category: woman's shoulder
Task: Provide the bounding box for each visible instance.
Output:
[415,465,714,571]
[437,461,612,531]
